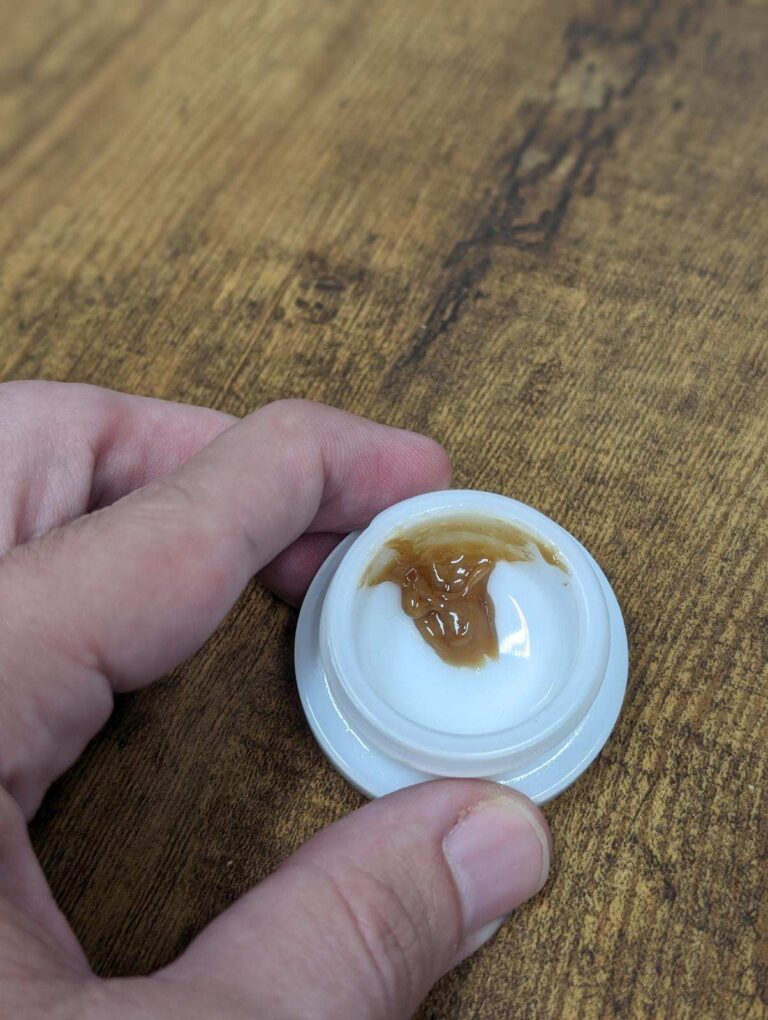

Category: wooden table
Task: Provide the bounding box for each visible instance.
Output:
[2,1,766,1016]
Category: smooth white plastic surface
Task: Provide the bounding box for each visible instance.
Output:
[295,491,628,803]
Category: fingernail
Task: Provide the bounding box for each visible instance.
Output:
[443,795,550,943]
[452,917,506,967]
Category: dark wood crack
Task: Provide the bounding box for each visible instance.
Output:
[387,0,706,381]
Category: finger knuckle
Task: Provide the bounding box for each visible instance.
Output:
[256,397,314,432]
[249,399,325,503]
[320,861,434,1014]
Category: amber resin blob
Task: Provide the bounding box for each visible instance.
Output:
[363,515,566,668]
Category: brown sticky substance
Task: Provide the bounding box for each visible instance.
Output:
[363,516,566,668]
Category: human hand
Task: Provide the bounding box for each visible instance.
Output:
[0,381,551,1019]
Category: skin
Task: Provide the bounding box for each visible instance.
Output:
[0,381,552,1019]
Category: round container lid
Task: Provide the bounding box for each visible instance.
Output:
[295,491,628,803]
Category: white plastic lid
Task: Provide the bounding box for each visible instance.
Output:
[295,490,628,803]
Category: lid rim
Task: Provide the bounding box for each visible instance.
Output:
[320,491,610,776]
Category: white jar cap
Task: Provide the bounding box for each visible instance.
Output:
[295,490,628,803]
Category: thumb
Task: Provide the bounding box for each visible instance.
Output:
[150,780,551,1019]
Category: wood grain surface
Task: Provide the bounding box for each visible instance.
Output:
[1,0,766,1016]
